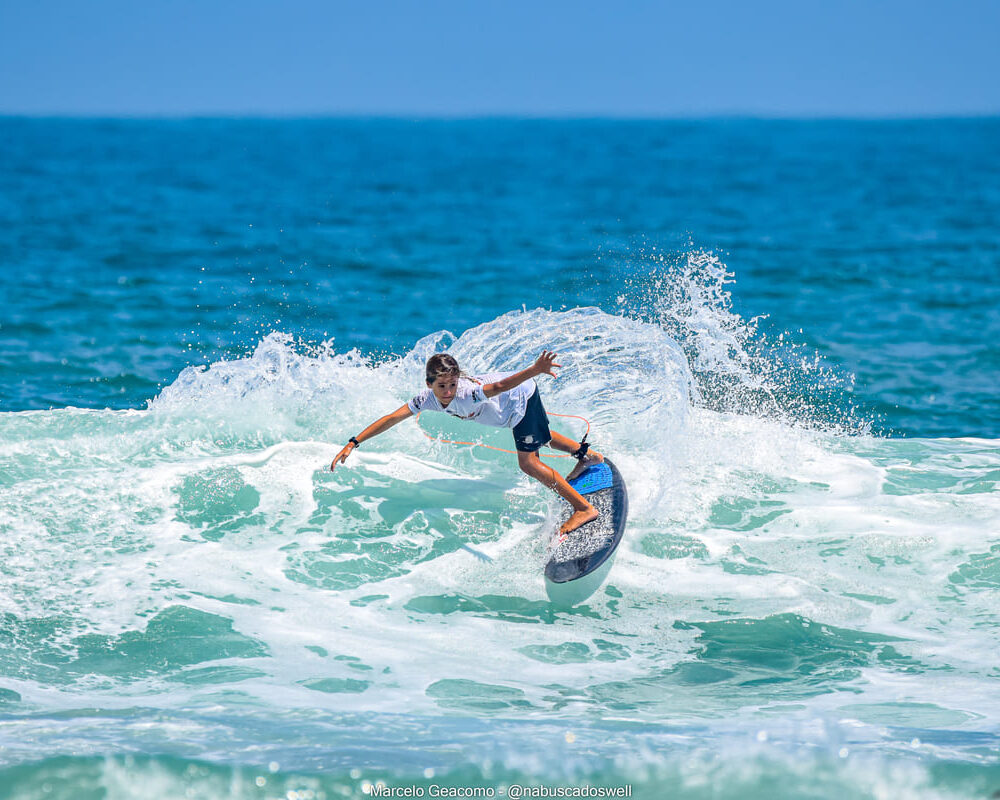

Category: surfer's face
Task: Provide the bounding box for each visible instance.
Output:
[429,374,459,407]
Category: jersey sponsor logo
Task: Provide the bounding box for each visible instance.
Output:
[411,395,423,410]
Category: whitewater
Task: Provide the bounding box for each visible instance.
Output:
[2,264,999,798]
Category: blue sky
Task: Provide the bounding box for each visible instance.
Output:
[1,0,998,116]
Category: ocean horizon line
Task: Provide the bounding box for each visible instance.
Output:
[3,110,999,123]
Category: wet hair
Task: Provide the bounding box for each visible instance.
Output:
[425,353,473,385]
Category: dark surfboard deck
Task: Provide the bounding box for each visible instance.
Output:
[544,458,628,585]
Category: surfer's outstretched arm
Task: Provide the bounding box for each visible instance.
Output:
[330,404,413,470]
[483,350,560,398]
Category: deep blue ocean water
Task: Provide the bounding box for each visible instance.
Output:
[3,118,998,434]
[1,119,999,799]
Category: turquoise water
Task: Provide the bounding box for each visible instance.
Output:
[1,119,999,798]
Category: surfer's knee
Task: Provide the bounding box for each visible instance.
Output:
[518,453,555,487]
[517,452,540,476]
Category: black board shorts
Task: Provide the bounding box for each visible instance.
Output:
[512,388,552,453]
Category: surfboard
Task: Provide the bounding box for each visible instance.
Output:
[544,459,628,602]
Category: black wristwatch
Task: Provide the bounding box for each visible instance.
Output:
[349,437,360,448]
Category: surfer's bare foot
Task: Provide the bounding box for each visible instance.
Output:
[559,505,599,537]
[566,450,604,482]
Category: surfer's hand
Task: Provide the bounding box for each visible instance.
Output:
[533,350,560,378]
[330,442,355,470]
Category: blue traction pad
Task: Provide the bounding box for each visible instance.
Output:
[568,462,614,495]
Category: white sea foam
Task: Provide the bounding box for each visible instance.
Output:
[2,296,999,785]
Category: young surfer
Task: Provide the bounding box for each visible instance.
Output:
[330,351,604,535]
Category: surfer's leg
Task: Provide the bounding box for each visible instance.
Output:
[548,430,604,481]
[517,451,599,535]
